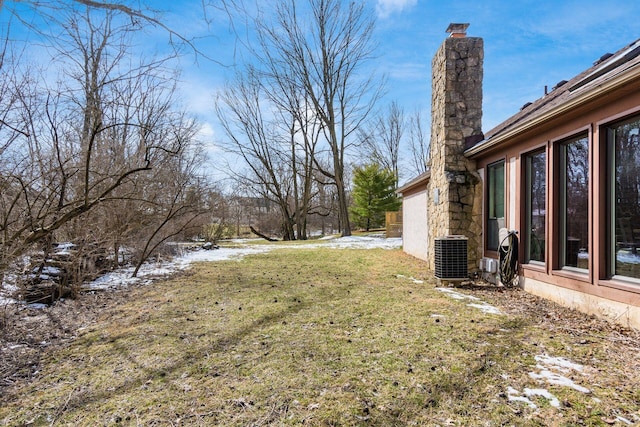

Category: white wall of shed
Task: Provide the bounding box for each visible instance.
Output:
[402,190,429,261]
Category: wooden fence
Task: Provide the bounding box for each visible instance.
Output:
[385,210,402,238]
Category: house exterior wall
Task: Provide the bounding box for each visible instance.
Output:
[522,277,640,328]
[402,190,429,260]
[401,27,640,328]
[472,77,640,328]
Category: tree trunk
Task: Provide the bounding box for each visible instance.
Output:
[334,166,351,237]
[250,226,278,242]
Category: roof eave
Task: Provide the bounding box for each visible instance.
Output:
[397,170,431,195]
[465,64,640,158]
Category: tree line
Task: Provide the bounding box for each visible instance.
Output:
[0,4,217,301]
[0,0,430,303]
[215,0,429,240]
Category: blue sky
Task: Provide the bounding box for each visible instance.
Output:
[4,0,640,178]
[158,0,640,157]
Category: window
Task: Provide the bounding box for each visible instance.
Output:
[486,160,505,251]
[559,135,589,270]
[608,115,640,280]
[525,149,546,263]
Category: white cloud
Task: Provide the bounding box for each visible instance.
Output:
[376,0,418,19]
[197,121,215,141]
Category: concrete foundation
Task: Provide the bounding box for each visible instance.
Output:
[522,277,640,329]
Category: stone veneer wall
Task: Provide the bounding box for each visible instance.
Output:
[426,35,484,272]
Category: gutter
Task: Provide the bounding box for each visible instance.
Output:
[396,170,431,196]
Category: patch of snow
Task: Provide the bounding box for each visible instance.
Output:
[507,386,561,409]
[55,242,76,250]
[0,274,19,305]
[176,245,271,266]
[320,235,402,249]
[53,242,76,256]
[505,353,591,411]
[229,238,263,244]
[34,266,62,276]
[27,303,49,309]
[436,288,480,301]
[467,303,502,315]
[529,369,590,393]
[534,354,585,373]
[395,274,424,284]
[530,354,590,393]
[524,388,561,408]
[437,287,502,315]
[507,386,537,408]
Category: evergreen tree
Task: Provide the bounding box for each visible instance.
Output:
[350,164,401,231]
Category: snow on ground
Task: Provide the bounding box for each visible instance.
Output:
[85,235,401,292]
[0,234,402,305]
[507,354,592,410]
[395,274,424,284]
[319,234,402,249]
[466,302,502,315]
[0,275,19,306]
[301,233,402,250]
[433,289,595,411]
[433,287,594,411]
[507,386,561,409]
[529,354,591,393]
[436,287,502,315]
[88,245,274,291]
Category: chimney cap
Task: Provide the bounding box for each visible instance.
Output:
[446,23,470,38]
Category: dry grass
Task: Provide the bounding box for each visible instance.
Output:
[1,244,639,426]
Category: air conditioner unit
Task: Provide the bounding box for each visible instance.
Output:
[434,236,468,281]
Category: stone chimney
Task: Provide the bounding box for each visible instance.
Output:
[426,23,483,272]
[446,23,469,38]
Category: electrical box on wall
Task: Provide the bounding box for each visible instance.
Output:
[433,188,439,204]
[486,258,498,274]
[479,257,497,274]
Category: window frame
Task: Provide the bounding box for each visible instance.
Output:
[523,148,547,265]
[605,113,640,284]
[557,133,590,273]
[485,159,505,252]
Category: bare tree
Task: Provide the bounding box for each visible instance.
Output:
[241,0,382,237]
[216,70,300,240]
[199,187,234,243]
[130,139,208,277]
[407,109,430,177]
[1,0,210,61]
[257,53,323,240]
[0,6,207,294]
[359,101,404,186]
[309,167,340,235]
